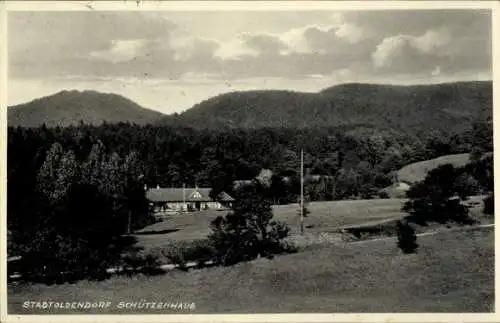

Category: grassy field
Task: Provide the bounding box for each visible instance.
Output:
[8,226,494,313]
[133,196,486,254]
[397,153,471,184]
[132,198,408,253]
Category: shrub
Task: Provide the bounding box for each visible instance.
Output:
[396,220,418,254]
[122,253,164,276]
[360,187,378,200]
[378,191,390,199]
[141,254,165,276]
[186,240,217,267]
[483,194,494,216]
[162,240,216,270]
[297,204,310,218]
[161,244,189,270]
[122,254,144,274]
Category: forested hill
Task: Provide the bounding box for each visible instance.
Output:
[159,81,492,134]
[8,90,167,128]
[8,81,492,133]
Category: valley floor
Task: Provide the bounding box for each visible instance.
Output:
[8,226,494,314]
[133,196,486,257]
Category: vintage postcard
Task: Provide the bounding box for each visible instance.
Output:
[1,1,498,322]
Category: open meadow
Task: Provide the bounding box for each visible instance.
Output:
[133,196,486,254]
[8,226,494,313]
[132,198,407,252]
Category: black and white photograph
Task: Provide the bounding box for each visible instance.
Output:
[2,1,496,320]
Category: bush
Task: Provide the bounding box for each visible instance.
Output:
[122,254,144,274]
[162,240,216,270]
[396,220,418,254]
[161,244,189,270]
[483,194,494,215]
[122,253,164,276]
[141,254,165,276]
[378,191,390,199]
[360,187,378,200]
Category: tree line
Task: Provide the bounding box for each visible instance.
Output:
[8,120,485,204]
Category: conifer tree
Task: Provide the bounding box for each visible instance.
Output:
[396,220,418,254]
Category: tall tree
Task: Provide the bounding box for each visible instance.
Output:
[209,183,291,266]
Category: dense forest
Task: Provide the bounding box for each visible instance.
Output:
[8,119,491,212]
[161,81,492,134]
[8,90,167,128]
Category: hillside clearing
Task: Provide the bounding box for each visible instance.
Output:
[397,153,471,184]
[8,227,494,313]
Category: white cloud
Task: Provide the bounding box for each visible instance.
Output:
[211,13,367,59]
[89,39,147,63]
[431,66,442,76]
[335,23,366,44]
[372,35,413,69]
[168,32,219,61]
[372,28,454,73]
[413,27,452,55]
[278,26,323,54]
[279,21,367,55]
[9,11,492,89]
[213,36,259,60]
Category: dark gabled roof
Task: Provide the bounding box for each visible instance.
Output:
[146,187,234,202]
[217,191,235,202]
[233,179,254,188]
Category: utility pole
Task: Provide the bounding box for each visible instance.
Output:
[127,210,132,235]
[182,183,186,213]
[300,148,304,235]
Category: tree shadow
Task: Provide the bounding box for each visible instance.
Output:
[133,229,180,236]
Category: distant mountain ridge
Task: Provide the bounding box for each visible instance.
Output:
[8,81,492,134]
[8,90,167,128]
[160,80,492,134]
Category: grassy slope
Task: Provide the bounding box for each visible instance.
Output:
[8,227,494,313]
[397,153,471,184]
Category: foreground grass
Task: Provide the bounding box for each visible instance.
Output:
[8,227,494,314]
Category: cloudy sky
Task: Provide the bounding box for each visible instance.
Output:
[8,8,492,114]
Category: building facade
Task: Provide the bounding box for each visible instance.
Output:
[146,186,235,215]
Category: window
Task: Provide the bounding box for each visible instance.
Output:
[191,191,202,199]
